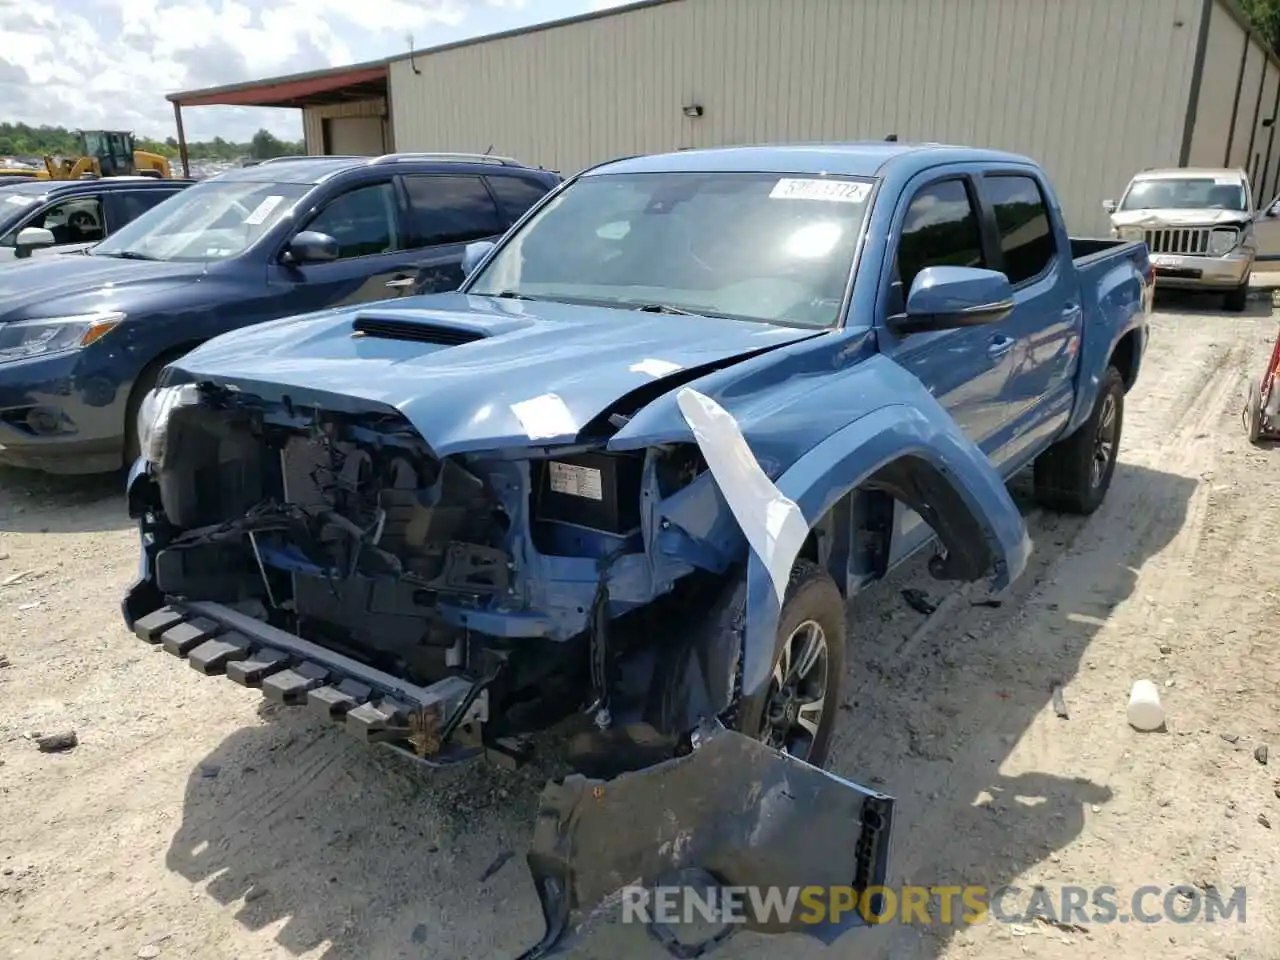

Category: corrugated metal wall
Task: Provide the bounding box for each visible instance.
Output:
[1190,1,1280,204]
[388,0,1203,234]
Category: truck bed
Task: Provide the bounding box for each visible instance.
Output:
[1070,236,1146,266]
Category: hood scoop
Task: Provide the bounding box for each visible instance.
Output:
[351,313,488,346]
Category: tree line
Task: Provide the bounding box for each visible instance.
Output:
[0,122,304,162]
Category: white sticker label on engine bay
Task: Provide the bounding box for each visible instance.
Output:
[629,358,684,377]
[548,461,604,501]
[769,178,871,203]
[243,195,285,225]
[510,392,578,440]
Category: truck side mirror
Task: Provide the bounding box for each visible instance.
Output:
[1267,200,1280,218]
[889,265,1014,337]
[1102,199,1118,214]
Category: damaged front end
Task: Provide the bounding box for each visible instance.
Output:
[122,377,896,957]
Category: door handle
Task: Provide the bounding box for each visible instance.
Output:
[988,335,1016,358]
[385,277,416,289]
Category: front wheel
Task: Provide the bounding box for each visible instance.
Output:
[1033,365,1125,515]
[732,560,847,767]
[1225,278,1250,313]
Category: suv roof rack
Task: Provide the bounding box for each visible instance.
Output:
[256,154,365,165]
[368,152,523,167]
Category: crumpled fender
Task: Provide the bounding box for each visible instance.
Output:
[676,354,1031,705]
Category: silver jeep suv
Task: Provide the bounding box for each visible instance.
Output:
[1104,167,1262,312]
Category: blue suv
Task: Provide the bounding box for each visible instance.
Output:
[0,153,561,474]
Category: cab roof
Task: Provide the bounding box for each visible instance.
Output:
[587,141,1038,178]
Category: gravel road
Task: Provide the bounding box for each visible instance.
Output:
[1,295,1278,960]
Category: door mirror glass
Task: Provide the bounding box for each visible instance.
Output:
[1102,199,1118,214]
[1267,200,1280,218]
[890,265,1014,337]
[284,230,339,265]
[462,240,496,277]
[15,226,55,250]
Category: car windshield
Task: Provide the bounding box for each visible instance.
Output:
[1120,177,1247,212]
[90,180,310,262]
[467,170,874,327]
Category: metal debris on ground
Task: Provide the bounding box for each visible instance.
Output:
[901,588,937,615]
[971,598,1002,608]
[1,570,34,587]
[1255,744,1269,765]
[1049,682,1069,719]
[35,731,77,752]
[1221,732,1240,744]
[479,850,514,883]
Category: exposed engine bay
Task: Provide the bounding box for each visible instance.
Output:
[125,381,740,768]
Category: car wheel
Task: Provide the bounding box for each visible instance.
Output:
[730,560,847,767]
[1033,365,1125,515]
[1245,379,1264,445]
[1225,278,1250,313]
[122,351,186,467]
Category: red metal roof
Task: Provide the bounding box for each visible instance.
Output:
[170,64,388,108]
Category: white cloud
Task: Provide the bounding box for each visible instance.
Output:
[0,0,608,143]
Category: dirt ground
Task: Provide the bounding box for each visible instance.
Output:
[1,294,1278,960]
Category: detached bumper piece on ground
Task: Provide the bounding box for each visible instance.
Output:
[132,603,896,960]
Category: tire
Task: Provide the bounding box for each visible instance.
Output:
[1246,380,1264,445]
[121,351,185,466]
[730,560,847,768]
[1225,278,1250,313]
[1033,365,1125,515]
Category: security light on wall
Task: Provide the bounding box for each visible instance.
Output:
[683,104,704,118]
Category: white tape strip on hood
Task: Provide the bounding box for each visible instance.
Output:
[675,387,809,606]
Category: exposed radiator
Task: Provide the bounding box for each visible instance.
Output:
[1144,227,1219,255]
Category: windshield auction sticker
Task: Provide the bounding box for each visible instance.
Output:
[770,178,871,203]
[243,195,285,225]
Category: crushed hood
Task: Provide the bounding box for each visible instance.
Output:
[1110,208,1253,229]
[0,255,202,321]
[170,293,825,455]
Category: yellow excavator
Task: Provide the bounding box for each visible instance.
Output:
[0,130,172,181]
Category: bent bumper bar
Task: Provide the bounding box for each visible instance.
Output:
[130,600,486,763]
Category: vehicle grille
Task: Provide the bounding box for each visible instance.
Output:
[1143,227,1222,255]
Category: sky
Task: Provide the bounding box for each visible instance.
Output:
[0,0,631,144]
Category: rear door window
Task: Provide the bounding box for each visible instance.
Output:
[402,174,504,246]
[485,175,551,225]
[984,174,1056,285]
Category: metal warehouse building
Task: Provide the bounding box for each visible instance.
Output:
[170,0,1280,234]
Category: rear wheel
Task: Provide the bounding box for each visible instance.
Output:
[1033,365,1125,515]
[1225,278,1250,313]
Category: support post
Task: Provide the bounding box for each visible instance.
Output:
[172,100,191,179]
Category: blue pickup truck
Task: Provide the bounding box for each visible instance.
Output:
[121,142,1150,957]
